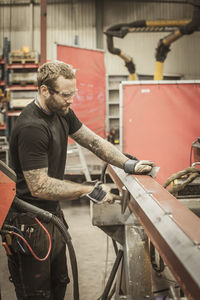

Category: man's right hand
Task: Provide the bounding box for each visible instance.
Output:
[81,181,121,204]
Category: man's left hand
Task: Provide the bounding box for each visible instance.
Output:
[124,159,155,175]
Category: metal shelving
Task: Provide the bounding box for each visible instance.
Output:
[0,42,8,137]
[106,74,128,144]
[1,38,39,137]
[7,85,37,91]
[6,63,38,136]
[7,63,38,70]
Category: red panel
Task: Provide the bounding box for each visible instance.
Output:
[122,82,200,184]
[57,45,106,139]
[0,172,16,229]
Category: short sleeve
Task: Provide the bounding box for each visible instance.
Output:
[18,125,49,171]
[66,108,82,135]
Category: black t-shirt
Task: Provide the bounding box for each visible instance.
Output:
[9,100,82,211]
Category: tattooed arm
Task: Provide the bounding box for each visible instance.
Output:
[71,125,129,168]
[23,167,119,203]
[23,167,93,201]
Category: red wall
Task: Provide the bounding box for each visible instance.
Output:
[57,45,106,138]
[122,82,200,184]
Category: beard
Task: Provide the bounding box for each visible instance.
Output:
[46,95,70,116]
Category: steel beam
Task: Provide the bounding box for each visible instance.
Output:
[95,0,104,49]
[40,0,47,65]
[108,165,200,300]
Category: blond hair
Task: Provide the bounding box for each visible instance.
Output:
[37,61,75,89]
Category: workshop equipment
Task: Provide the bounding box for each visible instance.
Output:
[0,160,16,230]
[192,139,200,163]
[0,137,9,165]
[9,47,39,64]
[0,160,79,300]
[154,3,200,80]
[92,164,200,299]
[104,1,200,81]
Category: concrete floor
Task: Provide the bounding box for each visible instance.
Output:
[0,201,116,300]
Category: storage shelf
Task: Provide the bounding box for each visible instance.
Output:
[7,63,39,69]
[6,85,38,91]
[7,110,22,117]
[0,124,6,130]
[108,116,119,119]
[108,88,120,91]
[107,74,128,144]
[4,55,39,135]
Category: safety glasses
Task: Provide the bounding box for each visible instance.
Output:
[47,87,78,99]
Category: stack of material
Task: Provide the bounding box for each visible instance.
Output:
[9,46,39,64]
[7,46,38,109]
[9,71,37,86]
[9,90,35,109]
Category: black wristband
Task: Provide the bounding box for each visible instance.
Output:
[124,159,138,173]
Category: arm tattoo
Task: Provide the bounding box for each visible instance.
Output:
[71,125,128,168]
[23,168,92,201]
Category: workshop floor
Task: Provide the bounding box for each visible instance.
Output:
[0,201,116,300]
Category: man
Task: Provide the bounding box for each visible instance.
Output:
[7,61,154,300]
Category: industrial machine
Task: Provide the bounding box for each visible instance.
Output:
[91,160,200,300]
[0,160,79,300]
[1,145,200,300]
[105,0,200,80]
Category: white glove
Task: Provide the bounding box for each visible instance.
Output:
[124,159,155,175]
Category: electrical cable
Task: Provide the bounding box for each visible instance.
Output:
[150,241,165,273]
[3,217,52,261]
[100,162,108,183]
[2,224,27,253]
[107,284,116,300]
[163,166,200,194]
[13,197,80,300]
[10,225,24,236]
[50,213,79,300]
[11,225,27,253]
[112,239,118,256]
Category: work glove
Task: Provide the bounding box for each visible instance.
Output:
[81,181,120,204]
[124,159,155,175]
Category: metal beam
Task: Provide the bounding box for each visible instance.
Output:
[108,165,200,300]
[95,0,103,49]
[40,0,47,65]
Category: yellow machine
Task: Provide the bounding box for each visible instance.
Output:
[105,2,200,80]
